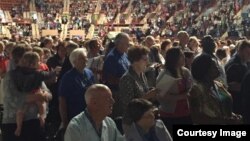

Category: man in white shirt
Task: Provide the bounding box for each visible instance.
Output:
[64,84,124,141]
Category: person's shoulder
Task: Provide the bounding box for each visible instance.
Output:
[66,112,87,135]
[120,72,134,82]
[155,119,165,128]
[189,82,204,96]
[104,53,117,64]
[225,55,239,68]
[84,68,93,74]
[105,48,116,57]
[182,67,191,75]
[69,112,86,126]
[104,116,116,124]
[61,69,75,80]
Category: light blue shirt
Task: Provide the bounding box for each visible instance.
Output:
[64,111,125,141]
[124,120,172,141]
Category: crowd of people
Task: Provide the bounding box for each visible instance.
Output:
[0,28,250,141]
[0,0,250,141]
[38,1,64,30]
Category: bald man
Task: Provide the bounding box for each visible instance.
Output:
[64,84,124,141]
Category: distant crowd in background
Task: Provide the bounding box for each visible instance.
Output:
[0,0,250,141]
[0,28,250,141]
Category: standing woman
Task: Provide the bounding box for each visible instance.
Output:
[156,47,192,135]
[188,54,242,124]
[119,46,158,115]
[1,46,52,141]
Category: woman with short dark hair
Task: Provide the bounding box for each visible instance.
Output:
[119,47,158,116]
[123,99,172,141]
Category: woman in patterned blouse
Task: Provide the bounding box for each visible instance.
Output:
[119,46,159,116]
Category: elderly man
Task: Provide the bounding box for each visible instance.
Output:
[102,32,130,117]
[58,48,95,130]
[102,32,130,90]
[64,84,124,141]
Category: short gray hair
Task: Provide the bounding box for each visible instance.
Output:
[114,32,129,46]
[85,84,110,105]
[69,48,87,67]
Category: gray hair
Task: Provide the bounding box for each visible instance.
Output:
[114,32,129,46]
[177,31,189,38]
[69,48,87,67]
[85,84,110,105]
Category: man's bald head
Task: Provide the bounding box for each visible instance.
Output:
[85,84,114,116]
[85,84,111,105]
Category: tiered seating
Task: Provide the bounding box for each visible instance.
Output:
[130,0,160,24]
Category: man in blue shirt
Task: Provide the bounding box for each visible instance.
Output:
[58,48,95,129]
[103,32,130,90]
[102,32,130,118]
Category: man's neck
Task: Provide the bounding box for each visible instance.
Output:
[88,109,105,130]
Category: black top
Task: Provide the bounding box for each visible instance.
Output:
[11,66,56,92]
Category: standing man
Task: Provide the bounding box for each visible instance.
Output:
[58,48,95,130]
[102,32,130,117]
[64,84,124,141]
[200,35,227,86]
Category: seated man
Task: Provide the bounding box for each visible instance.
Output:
[64,84,124,141]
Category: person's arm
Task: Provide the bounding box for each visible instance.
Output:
[59,96,68,129]
[58,76,73,129]
[119,75,137,111]
[226,64,244,92]
[102,56,119,85]
[156,120,173,141]
[25,81,52,103]
[41,81,52,99]
[25,92,50,103]
[111,119,125,141]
